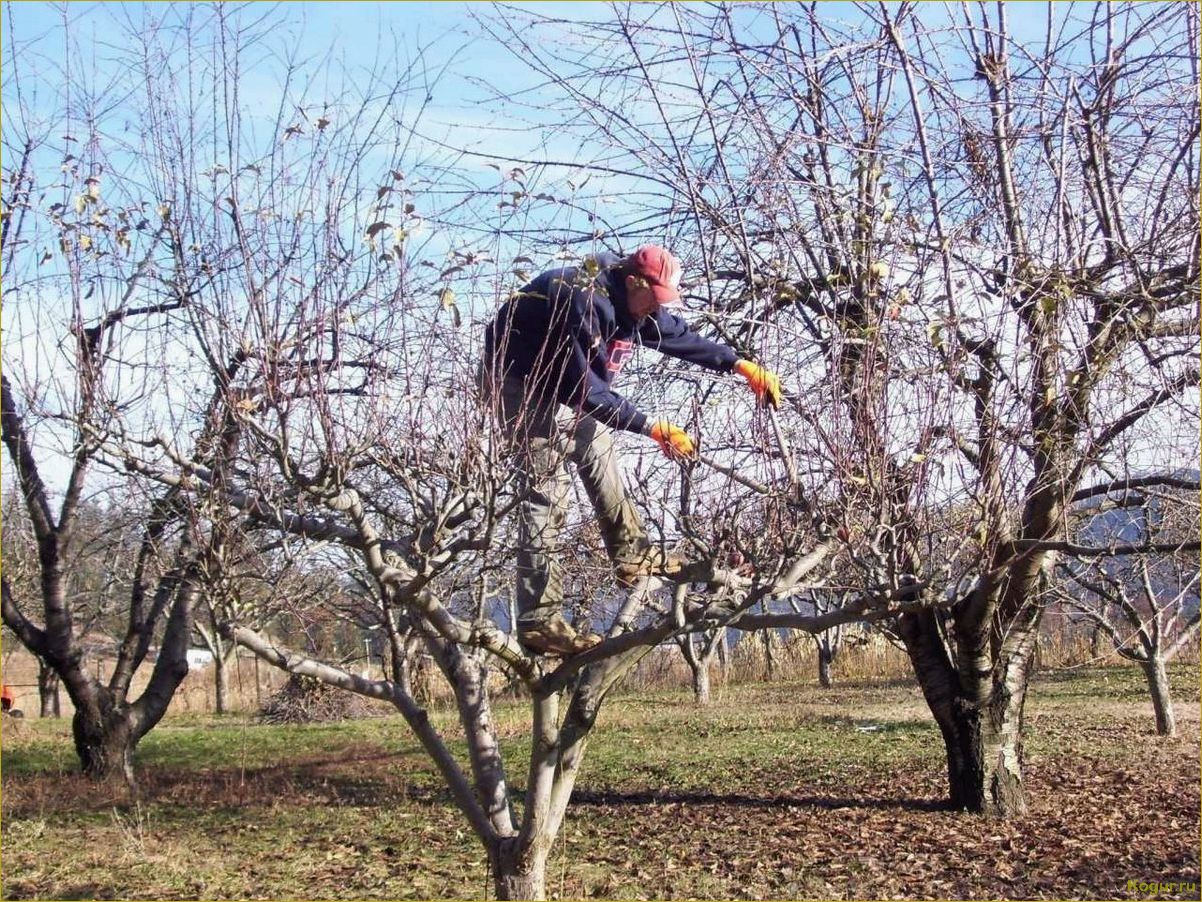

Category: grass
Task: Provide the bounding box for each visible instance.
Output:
[2,664,1198,900]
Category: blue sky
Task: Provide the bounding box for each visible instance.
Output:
[3,2,1192,499]
[2,1,1092,186]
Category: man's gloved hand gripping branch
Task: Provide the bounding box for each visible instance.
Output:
[648,421,696,460]
[733,359,783,409]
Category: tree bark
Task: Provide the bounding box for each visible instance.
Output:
[899,608,1030,817]
[37,657,61,718]
[817,644,833,689]
[692,660,711,705]
[71,687,137,786]
[762,628,776,681]
[214,650,230,715]
[492,840,548,900]
[940,697,1027,816]
[680,634,715,707]
[1142,655,1176,736]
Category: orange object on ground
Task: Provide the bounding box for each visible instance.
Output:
[1,684,14,711]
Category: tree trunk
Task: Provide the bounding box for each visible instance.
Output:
[37,658,61,718]
[899,608,1029,817]
[71,691,137,787]
[214,651,230,715]
[762,628,776,681]
[492,840,548,900]
[692,660,711,706]
[817,644,833,689]
[63,580,195,787]
[940,700,1027,816]
[400,634,423,700]
[1141,655,1176,737]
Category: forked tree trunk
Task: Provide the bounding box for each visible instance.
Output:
[71,689,137,786]
[680,631,721,706]
[66,579,196,786]
[492,840,549,900]
[1141,655,1176,737]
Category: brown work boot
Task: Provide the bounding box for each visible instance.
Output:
[614,547,685,588]
[518,616,603,656]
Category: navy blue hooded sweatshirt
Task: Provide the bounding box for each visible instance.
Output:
[483,252,738,434]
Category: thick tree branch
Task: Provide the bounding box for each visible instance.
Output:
[1089,369,1201,455]
[1,374,56,540]
[1,576,49,656]
[1020,539,1201,557]
[1071,475,1201,504]
[229,624,498,845]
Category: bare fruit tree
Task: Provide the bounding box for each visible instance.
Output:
[796,590,859,689]
[1052,488,1200,736]
[478,0,1201,816]
[0,3,369,781]
[1,92,221,783]
[677,621,727,705]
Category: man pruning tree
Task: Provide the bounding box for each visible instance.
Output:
[482,245,783,656]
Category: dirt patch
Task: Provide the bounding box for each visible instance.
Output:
[562,737,1200,900]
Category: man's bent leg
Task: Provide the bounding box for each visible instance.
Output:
[563,412,682,584]
[562,411,646,557]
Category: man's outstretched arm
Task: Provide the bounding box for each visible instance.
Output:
[637,309,739,372]
[639,311,782,407]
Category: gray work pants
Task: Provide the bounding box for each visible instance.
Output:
[488,374,649,627]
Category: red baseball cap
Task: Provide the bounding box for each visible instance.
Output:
[627,245,684,307]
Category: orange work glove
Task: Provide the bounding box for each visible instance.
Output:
[734,359,782,408]
[648,421,697,460]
